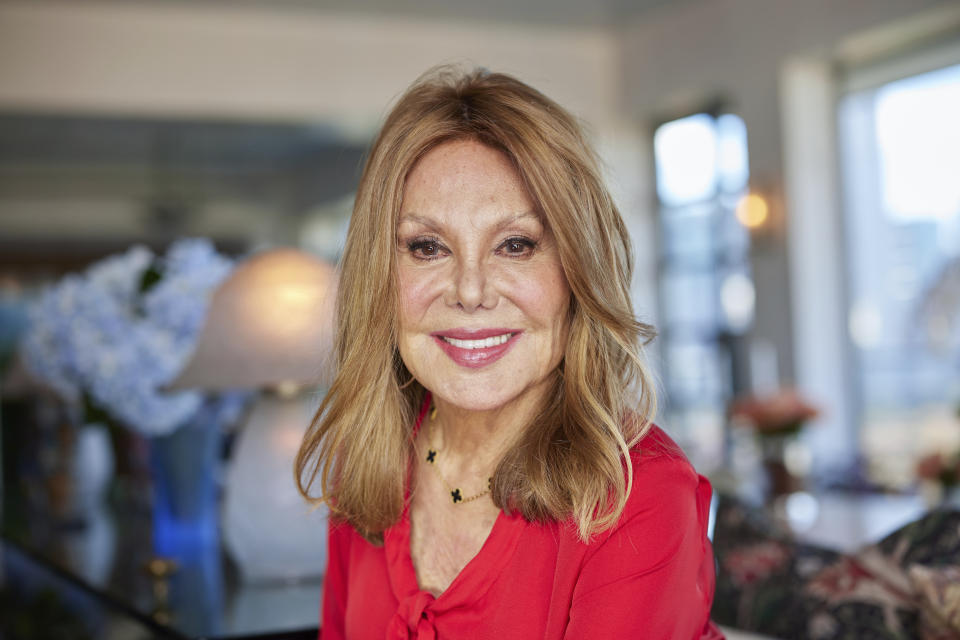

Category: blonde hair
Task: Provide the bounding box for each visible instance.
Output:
[295,67,657,543]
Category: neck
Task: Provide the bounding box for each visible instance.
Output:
[427,381,552,469]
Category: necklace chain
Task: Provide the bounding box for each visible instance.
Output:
[424,404,492,505]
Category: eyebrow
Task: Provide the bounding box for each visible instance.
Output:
[397,211,542,232]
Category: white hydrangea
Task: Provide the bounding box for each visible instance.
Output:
[20,238,244,437]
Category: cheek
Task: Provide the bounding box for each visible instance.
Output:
[397,267,442,327]
[512,263,571,330]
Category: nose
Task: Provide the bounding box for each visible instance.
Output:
[447,258,496,311]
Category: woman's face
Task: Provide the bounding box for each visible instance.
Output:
[396,139,570,414]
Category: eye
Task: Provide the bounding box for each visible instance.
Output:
[407,237,447,261]
[497,236,537,258]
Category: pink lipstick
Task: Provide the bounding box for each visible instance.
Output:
[430,328,522,369]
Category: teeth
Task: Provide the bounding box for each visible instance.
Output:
[442,333,513,349]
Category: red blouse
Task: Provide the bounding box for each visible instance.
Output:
[321,411,723,639]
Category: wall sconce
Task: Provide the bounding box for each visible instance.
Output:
[736,191,770,230]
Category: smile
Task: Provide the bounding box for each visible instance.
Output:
[440,333,513,349]
[430,329,522,368]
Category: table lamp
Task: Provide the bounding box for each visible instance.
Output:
[170,247,336,583]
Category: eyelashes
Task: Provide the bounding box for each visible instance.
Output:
[404,235,538,261]
[407,237,445,260]
[499,237,537,256]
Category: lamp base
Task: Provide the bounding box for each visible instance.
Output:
[222,392,327,583]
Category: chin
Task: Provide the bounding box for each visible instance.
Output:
[422,376,511,413]
[434,390,516,413]
[426,366,555,416]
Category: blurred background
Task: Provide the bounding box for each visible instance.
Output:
[1,1,959,638]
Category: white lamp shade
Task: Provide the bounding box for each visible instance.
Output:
[171,248,337,391]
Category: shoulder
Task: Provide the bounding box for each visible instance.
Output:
[598,424,709,546]
[327,516,372,557]
[565,424,716,618]
[628,424,702,504]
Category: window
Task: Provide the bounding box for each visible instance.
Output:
[653,111,753,468]
[838,60,960,487]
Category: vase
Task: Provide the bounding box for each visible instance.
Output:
[946,486,960,509]
[149,422,220,556]
[759,433,806,501]
[63,500,117,585]
[71,423,115,508]
[922,482,960,510]
[52,422,115,525]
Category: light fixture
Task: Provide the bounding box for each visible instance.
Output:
[735,192,769,229]
[171,247,336,583]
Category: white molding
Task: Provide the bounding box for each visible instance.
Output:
[780,56,857,470]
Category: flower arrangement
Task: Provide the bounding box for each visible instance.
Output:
[729,388,821,438]
[20,238,244,436]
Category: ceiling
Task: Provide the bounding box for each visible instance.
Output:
[76,0,687,28]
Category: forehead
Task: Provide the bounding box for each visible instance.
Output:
[401,139,536,222]
[407,139,515,183]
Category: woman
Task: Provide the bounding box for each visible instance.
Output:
[296,67,723,639]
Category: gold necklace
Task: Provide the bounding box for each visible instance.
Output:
[424,405,492,505]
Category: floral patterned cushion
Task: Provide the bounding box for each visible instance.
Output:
[712,496,960,640]
[908,564,960,639]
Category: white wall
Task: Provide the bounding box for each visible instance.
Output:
[0,1,621,135]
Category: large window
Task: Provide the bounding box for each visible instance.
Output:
[839,60,960,487]
[653,111,753,469]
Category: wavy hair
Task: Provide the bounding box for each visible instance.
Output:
[295,67,657,543]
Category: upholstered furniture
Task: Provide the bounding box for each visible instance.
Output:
[712,495,960,639]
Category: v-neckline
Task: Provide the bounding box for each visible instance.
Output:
[384,393,526,611]
[385,500,524,607]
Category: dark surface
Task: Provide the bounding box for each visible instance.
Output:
[1,494,321,640]
[0,398,321,639]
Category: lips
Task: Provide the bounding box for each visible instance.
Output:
[430,328,522,368]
